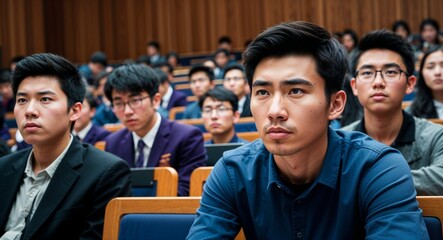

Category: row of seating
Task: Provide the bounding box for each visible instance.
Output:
[103,195,443,239]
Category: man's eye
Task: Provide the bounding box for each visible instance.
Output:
[41,97,51,102]
[255,90,268,96]
[361,71,374,76]
[289,89,303,95]
[17,98,27,104]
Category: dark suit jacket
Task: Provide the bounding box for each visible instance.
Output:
[166,90,188,110]
[105,118,207,196]
[82,124,111,145]
[240,95,252,118]
[0,139,132,240]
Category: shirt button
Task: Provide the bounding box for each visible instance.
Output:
[297,232,303,238]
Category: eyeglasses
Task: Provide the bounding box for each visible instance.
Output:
[355,66,409,82]
[224,76,244,82]
[113,96,150,111]
[201,106,233,116]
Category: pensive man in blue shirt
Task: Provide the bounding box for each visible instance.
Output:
[187,21,428,239]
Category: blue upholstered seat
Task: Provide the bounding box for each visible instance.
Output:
[119,214,196,240]
[424,216,442,240]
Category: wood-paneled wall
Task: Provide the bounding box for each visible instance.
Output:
[0,0,442,67]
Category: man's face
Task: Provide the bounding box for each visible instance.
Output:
[251,55,340,158]
[0,82,13,100]
[190,71,214,97]
[112,91,160,137]
[223,69,247,99]
[14,76,81,146]
[88,62,104,76]
[351,49,415,115]
[422,50,443,93]
[422,25,438,43]
[74,99,95,133]
[215,52,229,68]
[202,97,239,137]
[342,34,355,52]
[147,46,158,56]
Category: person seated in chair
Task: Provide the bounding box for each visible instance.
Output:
[200,87,249,144]
[182,65,215,119]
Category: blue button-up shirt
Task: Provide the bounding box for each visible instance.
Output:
[187,128,428,239]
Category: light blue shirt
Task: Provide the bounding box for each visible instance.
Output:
[187,128,428,239]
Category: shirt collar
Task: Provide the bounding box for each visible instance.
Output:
[161,86,174,109]
[74,122,93,140]
[355,110,415,147]
[238,96,246,114]
[132,112,162,149]
[25,135,74,179]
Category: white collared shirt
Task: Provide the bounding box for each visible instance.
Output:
[434,100,443,119]
[73,122,93,141]
[132,112,162,167]
[238,96,246,115]
[3,135,74,240]
[161,86,173,109]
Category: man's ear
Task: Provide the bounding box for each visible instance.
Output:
[70,102,83,122]
[328,90,346,120]
[405,75,417,95]
[152,92,162,109]
[350,77,358,96]
[233,111,240,124]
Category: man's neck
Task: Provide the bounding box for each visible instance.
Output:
[32,133,71,173]
[212,130,235,144]
[364,109,403,146]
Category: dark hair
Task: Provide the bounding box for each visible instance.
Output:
[199,87,238,112]
[152,61,173,74]
[188,65,215,82]
[243,21,348,103]
[420,18,440,44]
[89,51,108,67]
[10,56,25,64]
[222,64,246,81]
[147,41,160,49]
[218,36,232,45]
[343,29,359,46]
[105,64,159,102]
[154,68,169,84]
[137,55,151,65]
[166,51,179,62]
[0,70,11,84]
[340,74,363,126]
[352,30,415,76]
[409,46,443,118]
[84,91,98,109]
[94,71,111,89]
[214,48,230,60]
[392,20,411,36]
[12,53,86,109]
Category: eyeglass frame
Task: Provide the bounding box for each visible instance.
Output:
[112,96,150,111]
[201,105,234,117]
[355,65,410,82]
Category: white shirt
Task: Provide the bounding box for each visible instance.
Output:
[132,112,162,167]
[2,136,74,240]
[73,122,93,141]
[161,86,174,109]
[238,96,246,115]
[434,99,443,119]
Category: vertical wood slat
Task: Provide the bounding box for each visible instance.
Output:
[0,0,442,67]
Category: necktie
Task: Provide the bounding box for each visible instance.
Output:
[136,139,145,168]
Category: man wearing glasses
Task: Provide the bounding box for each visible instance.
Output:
[104,64,207,196]
[342,30,443,195]
[199,87,249,144]
[222,64,252,117]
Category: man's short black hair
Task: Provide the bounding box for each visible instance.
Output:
[188,65,215,82]
[154,68,169,84]
[152,61,174,74]
[243,21,348,103]
[0,70,11,84]
[214,48,230,58]
[90,51,108,67]
[222,64,246,81]
[12,53,86,109]
[105,64,159,102]
[147,41,160,49]
[218,36,232,44]
[352,30,415,76]
[199,87,238,112]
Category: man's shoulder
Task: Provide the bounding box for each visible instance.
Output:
[413,117,443,140]
[220,140,266,165]
[164,118,201,135]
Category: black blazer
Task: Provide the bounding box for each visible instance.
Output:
[0,138,131,239]
[240,95,252,118]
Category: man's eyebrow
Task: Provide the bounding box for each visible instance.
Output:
[359,63,402,69]
[251,79,271,88]
[16,90,57,96]
[252,78,314,87]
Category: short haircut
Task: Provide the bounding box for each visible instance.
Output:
[352,30,415,76]
[104,64,159,102]
[223,64,246,81]
[343,29,359,46]
[154,68,169,84]
[218,36,232,45]
[152,61,173,74]
[94,71,111,89]
[420,18,440,42]
[199,87,239,112]
[147,41,160,49]
[137,55,151,65]
[392,20,411,36]
[188,65,214,82]
[89,51,108,67]
[244,21,348,102]
[84,91,98,109]
[214,48,230,58]
[12,53,86,109]
[0,70,11,84]
[10,56,25,64]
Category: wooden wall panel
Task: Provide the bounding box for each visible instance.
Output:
[0,0,442,67]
